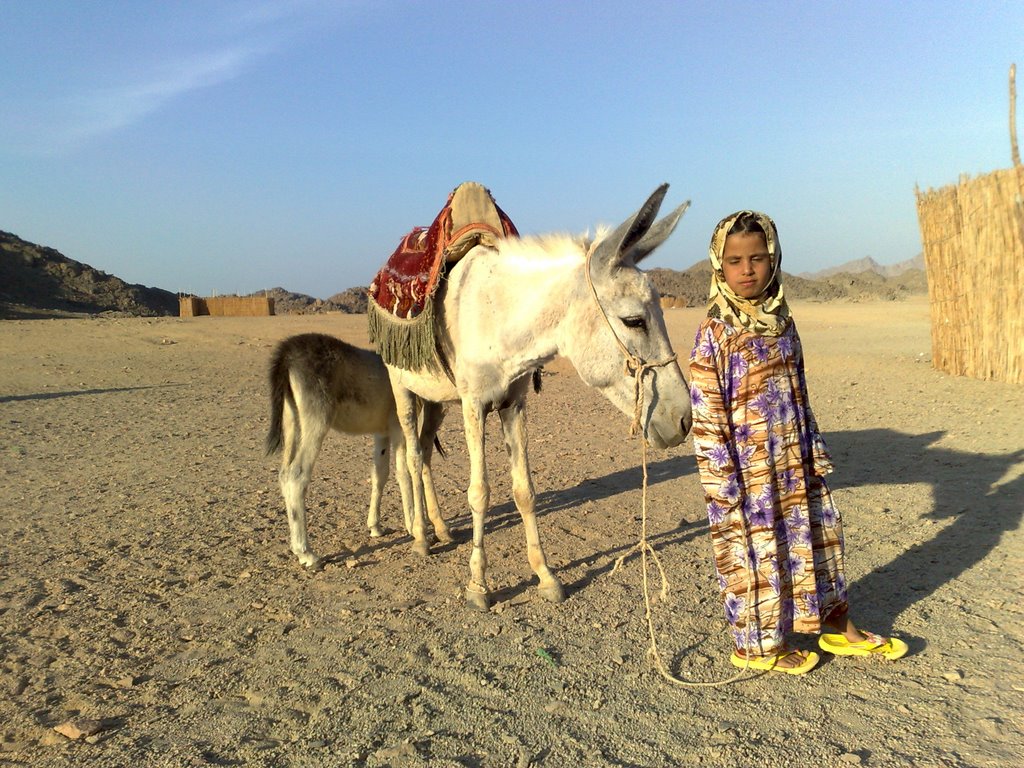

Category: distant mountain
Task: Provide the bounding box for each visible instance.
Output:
[649,259,927,307]
[251,286,367,315]
[799,253,924,280]
[0,230,178,319]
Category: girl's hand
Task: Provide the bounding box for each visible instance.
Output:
[812,433,833,476]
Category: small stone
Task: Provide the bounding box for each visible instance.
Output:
[345,558,359,569]
[941,670,964,682]
[53,719,104,741]
[839,752,863,764]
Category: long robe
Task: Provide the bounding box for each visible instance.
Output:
[689,316,848,655]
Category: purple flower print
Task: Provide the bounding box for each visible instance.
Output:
[836,573,848,601]
[724,592,746,625]
[689,383,706,410]
[785,552,805,578]
[697,328,718,359]
[734,423,753,443]
[729,352,749,387]
[748,336,771,363]
[768,568,782,596]
[716,571,728,591]
[750,392,777,423]
[779,469,800,495]
[802,590,820,619]
[718,474,741,504]
[706,500,727,525]
[705,442,732,471]
[780,596,796,621]
[765,431,783,459]
[737,443,755,469]
[778,394,796,425]
[763,377,782,404]
[787,504,808,531]
[777,334,794,360]
[821,499,838,528]
[749,497,773,528]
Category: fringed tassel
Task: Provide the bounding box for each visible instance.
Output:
[367,296,440,372]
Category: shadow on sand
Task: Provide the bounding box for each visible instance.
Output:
[827,428,1023,636]
[0,384,184,403]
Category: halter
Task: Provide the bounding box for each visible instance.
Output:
[583,244,678,439]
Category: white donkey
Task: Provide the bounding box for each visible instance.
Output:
[388,184,692,609]
[266,333,450,568]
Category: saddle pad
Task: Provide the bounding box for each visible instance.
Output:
[367,182,517,371]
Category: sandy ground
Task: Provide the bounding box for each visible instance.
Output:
[0,296,1022,767]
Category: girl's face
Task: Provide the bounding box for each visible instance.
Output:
[721,231,772,299]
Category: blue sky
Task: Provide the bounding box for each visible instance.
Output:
[1,1,1019,298]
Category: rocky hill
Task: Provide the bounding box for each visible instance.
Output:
[251,287,367,315]
[799,253,925,280]
[1,231,178,319]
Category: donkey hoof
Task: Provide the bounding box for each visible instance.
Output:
[412,540,431,557]
[296,552,322,570]
[465,588,491,612]
[435,526,455,545]
[538,581,566,603]
[368,525,384,538]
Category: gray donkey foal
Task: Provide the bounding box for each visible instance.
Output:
[266,333,451,568]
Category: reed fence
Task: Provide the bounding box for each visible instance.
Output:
[914,66,1024,385]
[179,296,275,317]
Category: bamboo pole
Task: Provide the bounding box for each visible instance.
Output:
[1011,63,1020,167]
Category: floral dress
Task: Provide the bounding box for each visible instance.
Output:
[689,316,848,655]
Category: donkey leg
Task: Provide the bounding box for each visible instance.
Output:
[366,434,389,538]
[420,402,452,543]
[388,377,431,556]
[462,400,492,611]
[499,400,565,602]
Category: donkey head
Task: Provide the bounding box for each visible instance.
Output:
[563,185,692,448]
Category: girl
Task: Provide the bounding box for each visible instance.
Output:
[688,211,908,674]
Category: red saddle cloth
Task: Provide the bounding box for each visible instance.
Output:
[368,182,518,320]
[367,182,518,371]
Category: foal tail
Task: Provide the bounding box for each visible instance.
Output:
[265,343,293,456]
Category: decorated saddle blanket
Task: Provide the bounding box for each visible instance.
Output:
[367,182,518,371]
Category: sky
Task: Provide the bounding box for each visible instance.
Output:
[1,1,1020,298]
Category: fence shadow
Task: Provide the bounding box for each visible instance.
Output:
[826,428,1023,634]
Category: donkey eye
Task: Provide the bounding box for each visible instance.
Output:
[621,316,648,332]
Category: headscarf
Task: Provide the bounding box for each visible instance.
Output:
[706,210,791,336]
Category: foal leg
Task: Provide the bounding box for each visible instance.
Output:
[419,401,452,544]
[462,399,492,611]
[499,400,564,602]
[278,393,327,569]
[388,374,431,556]
[389,421,416,537]
[366,434,389,538]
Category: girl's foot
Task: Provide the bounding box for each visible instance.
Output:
[818,632,908,660]
[730,648,820,675]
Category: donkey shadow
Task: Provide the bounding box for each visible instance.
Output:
[826,429,1023,635]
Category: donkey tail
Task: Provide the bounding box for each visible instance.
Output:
[266,342,293,456]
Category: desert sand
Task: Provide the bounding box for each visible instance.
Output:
[1,296,1021,767]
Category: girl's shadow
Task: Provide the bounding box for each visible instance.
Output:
[827,429,1023,635]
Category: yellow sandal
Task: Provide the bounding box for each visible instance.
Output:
[730,649,820,675]
[818,631,908,660]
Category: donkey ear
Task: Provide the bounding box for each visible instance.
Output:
[590,184,669,272]
[623,199,690,266]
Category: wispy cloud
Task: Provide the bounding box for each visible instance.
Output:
[54,46,258,151]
